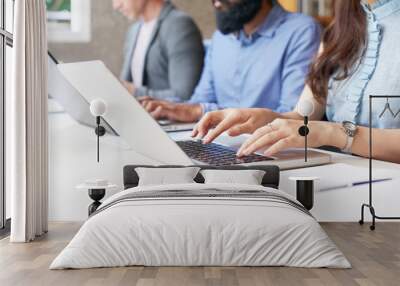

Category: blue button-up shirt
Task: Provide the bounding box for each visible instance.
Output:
[189,4,321,114]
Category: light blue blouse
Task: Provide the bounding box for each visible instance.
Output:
[326,0,400,129]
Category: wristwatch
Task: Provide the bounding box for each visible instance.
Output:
[341,121,358,154]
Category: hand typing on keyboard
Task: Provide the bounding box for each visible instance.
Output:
[176,140,274,166]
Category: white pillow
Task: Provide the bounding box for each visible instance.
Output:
[200,169,266,185]
[135,167,201,186]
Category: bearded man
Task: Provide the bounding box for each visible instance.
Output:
[141,0,321,123]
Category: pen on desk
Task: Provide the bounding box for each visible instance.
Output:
[319,178,393,192]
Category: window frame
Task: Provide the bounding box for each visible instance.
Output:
[0,0,13,233]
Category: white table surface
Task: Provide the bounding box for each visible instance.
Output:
[49,113,400,222]
[170,131,400,222]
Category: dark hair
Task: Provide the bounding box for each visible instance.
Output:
[307,0,367,102]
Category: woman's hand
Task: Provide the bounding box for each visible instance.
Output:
[237,119,340,157]
[192,108,278,144]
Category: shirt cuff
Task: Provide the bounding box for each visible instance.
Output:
[200,102,220,115]
[135,87,183,103]
[275,105,294,113]
[134,86,148,98]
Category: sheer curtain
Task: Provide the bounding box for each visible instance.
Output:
[8,0,48,242]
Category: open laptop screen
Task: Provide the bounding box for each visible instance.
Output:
[48,51,117,136]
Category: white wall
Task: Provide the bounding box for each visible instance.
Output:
[48,112,157,221]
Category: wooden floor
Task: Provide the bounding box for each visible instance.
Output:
[0,222,399,286]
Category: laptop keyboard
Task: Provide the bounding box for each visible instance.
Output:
[176,140,274,166]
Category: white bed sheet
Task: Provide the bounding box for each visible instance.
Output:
[50,183,350,269]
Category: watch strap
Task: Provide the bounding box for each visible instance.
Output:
[341,121,357,154]
[342,135,354,154]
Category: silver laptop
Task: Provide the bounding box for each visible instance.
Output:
[57,61,331,170]
[49,51,188,135]
[158,120,197,133]
[48,52,117,135]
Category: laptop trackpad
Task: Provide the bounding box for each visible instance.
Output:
[214,134,270,154]
[214,134,248,150]
[215,134,296,161]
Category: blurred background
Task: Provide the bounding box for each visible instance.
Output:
[48,0,215,76]
[47,0,333,77]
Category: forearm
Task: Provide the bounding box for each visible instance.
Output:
[282,111,304,120]
[245,110,303,128]
[352,127,400,163]
[322,122,400,163]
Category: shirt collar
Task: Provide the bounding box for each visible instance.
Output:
[256,4,287,38]
[233,4,287,45]
[361,0,400,20]
[157,0,173,22]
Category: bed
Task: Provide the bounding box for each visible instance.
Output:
[50,165,350,269]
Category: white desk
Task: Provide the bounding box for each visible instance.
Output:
[49,114,400,222]
[280,152,400,222]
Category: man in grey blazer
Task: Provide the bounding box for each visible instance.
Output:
[114,0,205,102]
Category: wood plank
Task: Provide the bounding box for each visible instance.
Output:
[0,222,399,286]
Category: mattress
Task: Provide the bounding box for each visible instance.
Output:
[50,183,351,269]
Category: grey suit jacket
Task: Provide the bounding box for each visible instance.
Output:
[121,1,205,102]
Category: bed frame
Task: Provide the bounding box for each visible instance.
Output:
[123,165,280,189]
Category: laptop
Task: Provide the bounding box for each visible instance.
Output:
[158,120,197,132]
[57,61,331,170]
[49,51,184,134]
[48,52,117,135]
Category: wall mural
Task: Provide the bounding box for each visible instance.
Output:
[46,0,71,12]
[46,0,71,24]
[46,0,91,43]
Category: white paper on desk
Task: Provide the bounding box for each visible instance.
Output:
[281,163,396,192]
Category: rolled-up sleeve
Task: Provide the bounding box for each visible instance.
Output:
[188,36,220,114]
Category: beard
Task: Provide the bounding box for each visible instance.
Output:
[216,0,263,35]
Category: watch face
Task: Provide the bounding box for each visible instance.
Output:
[344,121,357,131]
[343,121,358,136]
